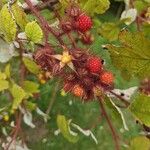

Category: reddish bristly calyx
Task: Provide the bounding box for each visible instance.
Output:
[79,31,94,45]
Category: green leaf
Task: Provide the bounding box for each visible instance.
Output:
[5,64,11,78]
[58,0,110,16]
[134,0,148,14]
[143,23,150,38]
[106,30,150,80]
[0,80,9,91]
[0,72,7,80]
[0,1,2,9]
[58,0,70,9]
[82,0,110,15]
[99,22,120,41]
[0,5,17,42]
[11,3,28,30]
[128,136,150,150]
[0,106,7,113]
[11,83,26,110]
[25,21,43,43]
[23,80,39,97]
[144,0,150,3]
[25,101,37,111]
[129,93,150,126]
[114,0,124,1]
[57,115,79,143]
[23,57,40,75]
[105,97,128,130]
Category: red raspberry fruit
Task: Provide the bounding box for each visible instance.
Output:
[72,84,84,97]
[87,57,103,73]
[100,71,114,85]
[77,14,92,32]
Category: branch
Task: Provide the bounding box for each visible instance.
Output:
[24,0,65,46]
[129,0,141,31]
[6,40,27,150]
[18,41,26,85]
[46,82,59,115]
[129,0,134,8]
[25,0,58,12]
[67,32,77,49]
[98,97,120,150]
[53,10,77,49]
[6,112,22,150]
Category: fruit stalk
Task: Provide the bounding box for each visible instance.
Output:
[98,97,120,150]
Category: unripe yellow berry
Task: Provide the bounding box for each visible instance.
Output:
[61,89,67,97]
[3,114,9,122]
[40,79,46,84]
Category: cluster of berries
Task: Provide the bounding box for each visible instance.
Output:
[61,5,93,44]
[63,55,114,101]
[34,5,114,101]
[87,57,114,85]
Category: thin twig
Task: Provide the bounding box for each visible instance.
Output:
[6,40,26,150]
[46,82,59,115]
[25,0,64,46]
[129,0,134,8]
[67,32,77,49]
[53,10,77,49]
[25,0,58,12]
[116,3,123,18]
[136,16,141,31]
[6,112,22,150]
[129,0,141,31]
[18,41,26,85]
[98,97,120,150]
[25,0,49,44]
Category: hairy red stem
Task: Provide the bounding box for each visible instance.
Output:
[98,97,120,150]
[6,112,22,150]
[24,0,64,46]
[25,0,58,12]
[129,0,141,31]
[53,10,77,49]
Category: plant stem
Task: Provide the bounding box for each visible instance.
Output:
[116,3,123,19]
[46,82,59,115]
[98,97,120,150]
[18,41,26,86]
[6,40,26,150]
[136,16,141,31]
[129,0,141,31]
[25,0,65,46]
[53,10,78,49]
[25,0,58,12]
[6,112,22,150]
[67,32,77,49]
[129,0,134,8]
